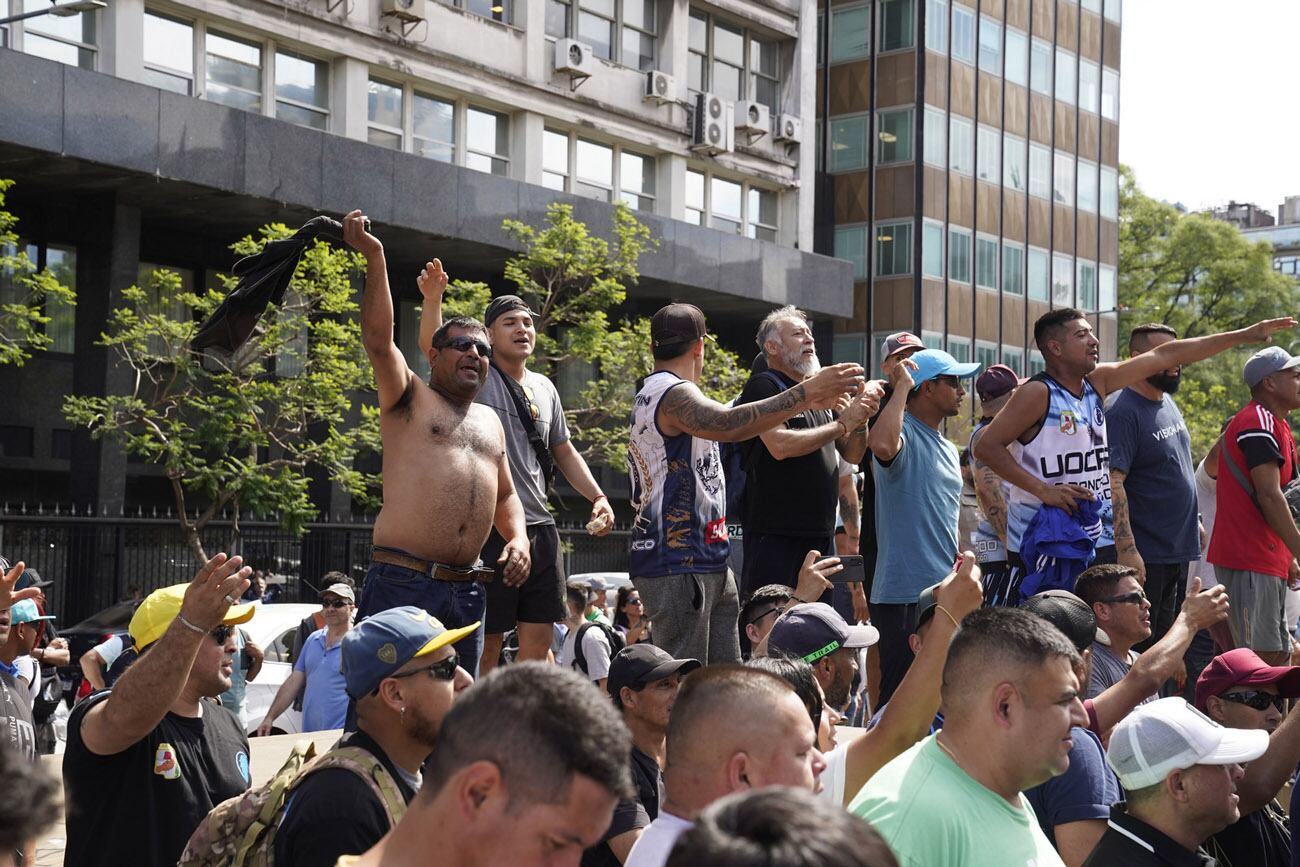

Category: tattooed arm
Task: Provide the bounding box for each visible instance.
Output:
[1110,469,1145,582]
[969,429,1007,543]
[657,381,811,443]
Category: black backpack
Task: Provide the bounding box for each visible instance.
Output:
[572,621,626,676]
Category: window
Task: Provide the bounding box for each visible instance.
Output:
[367,78,403,150]
[950,116,973,175]
[275,51,328,130]
[877,108,914,164]
[1077,160,1098,213]
[685,169,705,224]
[1099,264,1117,311]
[1029,349,1046,376]
[876,222,913,277]
[1100,166,1119,220]
[1004,28,1028,87]
[543,129,568,189]
[414,93,455,162]
[138,263,194,357]
[831,4,870,62]
[1052,253,1074,306]
[975,235,998,289]
[978,16,1000,74]
[948,336,971,363]
[835,226,868,280]
[747,188,778,241]
[1030,39,1052,95]
[575,138,615,201]
[1104,0,1121,23]
[20,0,97,69]
[924,107,946,167]
[551,0,657,70]
[143,13,193,93]
[446,0,514,23]
[1082,0,1102,12]
[1003,346,1024,374]
[1029,143,1051,199]
[879,0,914,52]
[206,31,262,112]
[922,332,945,350]
[1055,48,1076,105]
[1053,151,1075,207]
[710,177,742,234]
[465,107,509,176]
[620,151,657,211]
[685,170,777,237]
[923,220,944,278]
[1077,260,1097,311]
[1028,247,1049,300]
[687,11,782,112]
[1004,133,1026,192]
[829,114,869,172]
[976,125,1000,183]
[43,245,75,353]
[816,10,824,66]
[925,0,947,53]
[1003,242,1024,295]
[1078,59,1100,114]
[951,4,975,64]
[949,227,972,283]
[1101,67,1120,121]
[976,341,998,372]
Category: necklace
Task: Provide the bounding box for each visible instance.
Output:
[934,734,964,771]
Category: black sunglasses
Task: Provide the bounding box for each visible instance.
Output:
[1220,690,1286,713]
[746,605,784,626]
[441,335,493,358]
[211,624,235,645]
[626,597,642,606]
[321,598,351,609]
[392,651,459,683]
[934,374,961,388]
[1103,591,1148,606]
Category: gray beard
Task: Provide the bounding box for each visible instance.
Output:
[783,347,820,379]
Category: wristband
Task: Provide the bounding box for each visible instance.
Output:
[175,613,208,636]
[593,494,608,503]
[935,605,962,630]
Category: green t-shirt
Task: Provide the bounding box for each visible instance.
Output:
[849,736,1065,867]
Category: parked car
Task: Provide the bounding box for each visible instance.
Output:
[569,571,632,613]
[56,599,143,705]
[240,602,322,736]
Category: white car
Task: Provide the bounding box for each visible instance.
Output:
[569,571,633,613]
[238,602,323,736]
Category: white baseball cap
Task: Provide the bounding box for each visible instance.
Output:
[1106,697,1269,790]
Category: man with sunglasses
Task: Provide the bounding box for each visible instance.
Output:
[1196,648,1300,866]
[63,554,256,867]
[272,606,474,867]
[344,212,530,677]
[257,583,355,735]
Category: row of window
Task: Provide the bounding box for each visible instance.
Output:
[685,9,782,113]
[0,241,76,353]
[545,0,658,73]
[684,171,778,241]
[860,332,1046,379]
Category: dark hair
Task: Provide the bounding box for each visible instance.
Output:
[0,740,61,853]
[321,570,353,589]
[1128,322,1178,356]
[431,316,488,348]
[422,662,633,805]
[652,340,695,362]
[1033,308,1088,353]
[746,654,823,738]
[665,787,899,867]
[666,665,794,769]
[1074,563,1139,607]
[565,581,588,613]
[942,607,1082,703]
[614,585,638,630]
[740,584,794,628]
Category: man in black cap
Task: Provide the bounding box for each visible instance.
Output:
[627,302,864,664]
[968,364,1024,605]
[765,602,879,714]
[418,265,614,675]
[583,645,700,867]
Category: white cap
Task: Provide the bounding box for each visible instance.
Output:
[1106,697,1269,790]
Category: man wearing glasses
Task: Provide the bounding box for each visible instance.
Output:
[257,583,356,735]
[1075,564,1156,702]
[1196,648,1300,866]
[271,606,475,867]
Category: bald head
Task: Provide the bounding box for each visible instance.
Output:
[941,607,1081,714]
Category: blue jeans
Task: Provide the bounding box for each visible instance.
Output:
[359,561,487,676]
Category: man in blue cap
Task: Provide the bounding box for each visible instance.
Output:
[867,348,980,705]
[273,605,475,867]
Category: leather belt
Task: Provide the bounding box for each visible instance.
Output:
[372,548,495,583]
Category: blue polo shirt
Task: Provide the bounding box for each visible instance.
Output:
[294,629,348,732]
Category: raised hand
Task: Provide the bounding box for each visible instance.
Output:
[179,553,252,632]
[803,363,866,410]
[932,551,983,623]
[341,209,382,259]
[416,259,448,300]
[1242,317,1298,342]
[888,356,917,393]
[795,549,839,602]
[1,561,43,612]
[1180,576,1229,631]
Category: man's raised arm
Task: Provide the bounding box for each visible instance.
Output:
[416,259,448,358]
[343,210,410,412]
[657,363,864,443]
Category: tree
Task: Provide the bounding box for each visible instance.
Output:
[0,179,76,366]
[1118,166,1300,456]
[62,226,381,561]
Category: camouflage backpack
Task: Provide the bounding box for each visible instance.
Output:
[179,739,408,867]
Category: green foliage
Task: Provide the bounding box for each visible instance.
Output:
[0,179,77,366]
[1118,166,1300,456]
[62,225,381,558]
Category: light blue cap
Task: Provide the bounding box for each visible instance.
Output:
[908,349,982,389]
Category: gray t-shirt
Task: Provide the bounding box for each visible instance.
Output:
[1087,641,1155,708]
[476,366,569,525]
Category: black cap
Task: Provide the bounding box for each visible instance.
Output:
[1021,589,1099,652]
[14,568,52,591]
[912,582,942,632]
[607,644,701,703]
[650,303,707,349]
[484,295,537,328]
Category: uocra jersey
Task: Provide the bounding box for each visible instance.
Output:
[628,371,729,577]
[1007,373,1113,553]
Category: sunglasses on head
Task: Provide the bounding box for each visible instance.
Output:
[1221,690,1286,713]
[441,335,493,358]
[321,598,351,609]
[392,651,459,683]
[210,624,234,645]
[1103,591,1148,606]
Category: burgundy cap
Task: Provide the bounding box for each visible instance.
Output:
[883,332,924,358]
[976,364,1026,402]
[1195,648,1300,711]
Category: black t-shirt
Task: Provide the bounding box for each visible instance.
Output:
[63,690,251,867]
[581,746,663,867]
[0,670,36,760]
[1204,801,1290,866]
[274,729,417,867]
[739,370,839,536]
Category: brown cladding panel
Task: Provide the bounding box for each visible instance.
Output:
[875,164,917,220]
[1056,0,1078,46]
[921,280,944,332]
[1031,0,1054,41]
[926,52,949,108]
[1006,0,1029,31]
[946,284,973,334]
[1003,295,1026,349]
[1030,93,1053,144]
[1055,102,1077,154]
[1078,112,1100,163]
[833,173,870,224]
[949,174,975,228]
[977,75,1003,122]
[1097,314,1118,363]
[982,0,1005,20]
[1103,21,1121,69]
[1076,211,1099,257]
[976,292,999,342]
[1003,190,1027,242]
[848,282,868,330]
[1005,84,1029,137]
[1079,11,1102,63]
[976,181,1001,234]
[828,60,872,116]
[1053,205,1075,255]
[1099,220,1118,267]
[876,52,918,109]
[951,60,976,119]
[1101,121,1119,167]
[816,68,824,108]
[924,165,948,220]
[1027,197,1051,248]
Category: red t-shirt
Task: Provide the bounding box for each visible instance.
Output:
[1207,401,1297,578]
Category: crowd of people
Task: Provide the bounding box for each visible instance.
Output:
[4,209,1300,866]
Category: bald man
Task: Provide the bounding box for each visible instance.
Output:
[624,665,825,867]
[851,608,1087,867]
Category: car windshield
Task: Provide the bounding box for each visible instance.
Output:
[68,600,141,632]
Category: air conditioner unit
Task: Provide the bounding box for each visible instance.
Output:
[380,0,425,22]
[691,92,733,155]
[734,100,770,139]
[644,70,675,103]
[554,38,595,78]
[775,114,803,144]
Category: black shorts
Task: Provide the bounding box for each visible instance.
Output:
[481,523,567,633]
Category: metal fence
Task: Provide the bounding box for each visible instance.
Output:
[0,509,630,624]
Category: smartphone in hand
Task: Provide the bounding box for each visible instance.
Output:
[817,554,866,584]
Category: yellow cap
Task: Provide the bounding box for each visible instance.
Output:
[129,584,256,650]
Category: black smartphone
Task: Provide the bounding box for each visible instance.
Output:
[817,554,866,584]
[240,648,253,670]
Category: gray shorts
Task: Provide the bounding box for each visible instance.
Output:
[1218,567,1290,653]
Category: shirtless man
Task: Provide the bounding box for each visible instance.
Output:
[344,210,529,673]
